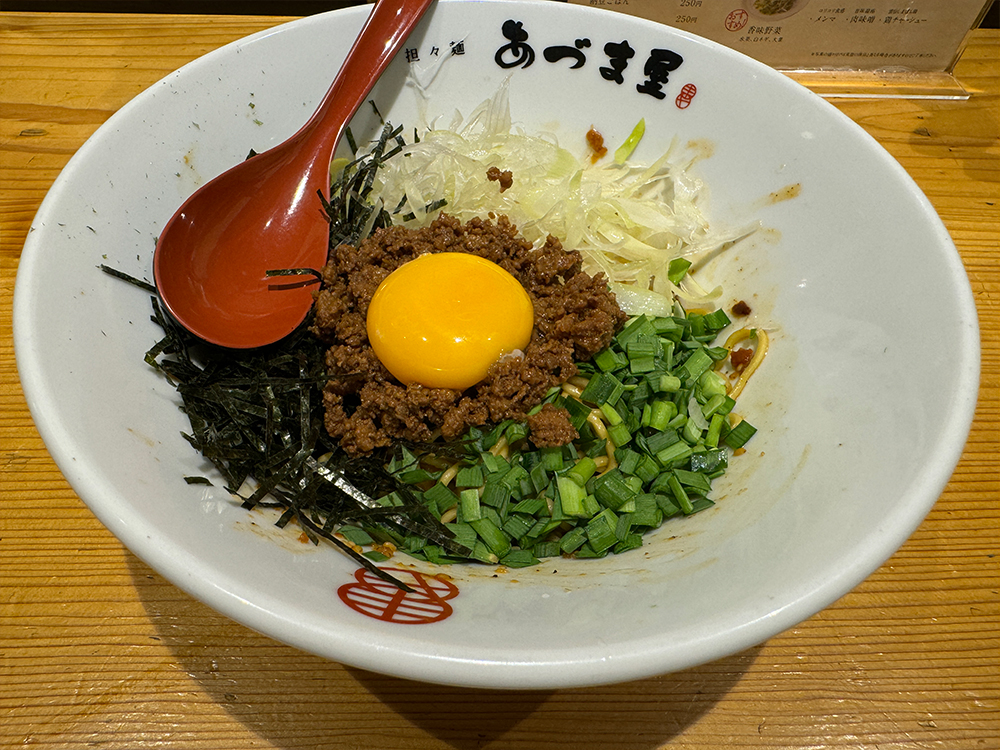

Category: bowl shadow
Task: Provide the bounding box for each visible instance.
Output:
[129,554,759,749]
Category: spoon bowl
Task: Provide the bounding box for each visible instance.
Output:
[153,0,435,349]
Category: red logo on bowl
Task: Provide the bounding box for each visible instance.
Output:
[338,567,460,624]
[725,9,749,31]
[676,83,697,109]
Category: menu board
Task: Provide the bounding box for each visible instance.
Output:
[563,0,991,73]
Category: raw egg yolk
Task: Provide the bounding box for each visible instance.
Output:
[366,252,534,390]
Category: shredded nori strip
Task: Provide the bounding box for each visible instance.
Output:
[137,292,475,589]
[98,264,156,293]
[322,121,403,248]
[128,291,447,590]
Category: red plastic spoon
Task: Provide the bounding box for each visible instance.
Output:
[153,0,435,349]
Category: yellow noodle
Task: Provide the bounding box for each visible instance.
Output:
[714,326,769,399]
[490,435,510,460]
[587,409,608,439]
[722,327,755,350]
[439,506,458,524]
[728,328,768,400]
[604,440,617,472]
[586,409,617,472]
[438,462,460,486]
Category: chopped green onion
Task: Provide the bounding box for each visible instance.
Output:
[648,400,677,431]
[560,395,593,430]
[653,373,682,394]
[629,354,657,374]
[679,347,714,385]
[531,542,560,560]
[616,316,657,348]
[724,419,758,449]
[339,526,375,546]
[540,446,565,472]
[614,512,633,541]
[501,549,541,567]
[673,469,713,495]
[666,473,694,514]
[634,453,660,484]
[459,488,481,522]
[631,494,662,527]
[607,422,632,447]
[698,370,728,401]
[616,448,642,476]
[470,540,499,564]
[586,509,620,553]
[656,441,693,468]
[556,475,589,518]
[645,428,680,456]
[682,415,703,445]
[705,413,725,449]
[502,513,534,541]
[613,533,644,555]
[701,393,728,419]
[689,497,716,513]
[559,526,588,553]
[614,118,645,164]
[511,495,548,516]
[599,402,624,426]
[667,258,692,285]
[593,347,628,372]
[481,478,512,510]
[504,421,529,445]
[593,470,638,510]
[470,517,511,557]
[422,482,456,515]
[567,456,598,486]
[396,466,437,484]
[455,464,484,488]
[701,308,731,333]
[579,372,625,406]
[524,518,561,546]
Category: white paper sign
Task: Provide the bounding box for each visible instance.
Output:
[559,0,990,72]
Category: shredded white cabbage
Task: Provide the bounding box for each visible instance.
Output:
[360,80,757,314]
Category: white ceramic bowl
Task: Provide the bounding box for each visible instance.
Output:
[13,0,979,689]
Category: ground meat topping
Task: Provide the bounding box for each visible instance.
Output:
[731,300,752,317]
[486,166,513,192]
[312,213,626,455]
[527,403,579,448]
[730,346,754,372]
[586,127,607,163]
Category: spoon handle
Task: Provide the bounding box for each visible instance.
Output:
[300,0,436,159]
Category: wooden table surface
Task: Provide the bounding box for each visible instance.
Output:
[1,14,998,750]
